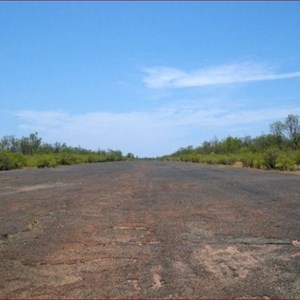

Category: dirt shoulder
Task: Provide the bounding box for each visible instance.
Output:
[1,161,300,298]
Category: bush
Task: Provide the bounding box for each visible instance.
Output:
[253,156,263,169]
[0,152,25,170]
[275,154,296,171]
[106,150,123,162]
[239,153,263,169]
[87,154,97,163]
[0,153,10,170]
[240,153,254,168]
[262,148,279,169]
[294,151,300,165]
[191,154,201,163]
[204,155,218,165]
[36,156,58,168]
[57,153,79,165]
[215,154,236,165]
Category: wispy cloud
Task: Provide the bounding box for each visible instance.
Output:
[14,111,73,131]
[143,62,300,88]
[12,104,300,157]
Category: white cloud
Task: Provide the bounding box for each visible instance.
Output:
[143,62,300,88]
[13,105,300,157]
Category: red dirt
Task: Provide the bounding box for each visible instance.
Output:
[1,161,300,298]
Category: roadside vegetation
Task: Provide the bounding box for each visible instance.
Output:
[0,133,135,171]
[162,114,300,171]
[2,114,300,172]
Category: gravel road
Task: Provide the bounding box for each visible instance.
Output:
[1,161,300,298]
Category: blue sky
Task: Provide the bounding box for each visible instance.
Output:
[1,2,300,157]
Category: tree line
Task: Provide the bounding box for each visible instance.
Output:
[2,114,300,171]
[162,114,300,171]
[0,132,135,171]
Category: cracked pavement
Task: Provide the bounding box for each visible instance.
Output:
[0,161,300,298]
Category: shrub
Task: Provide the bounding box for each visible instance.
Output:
[36,159,48,168]
[216,155,236,165]
[294,151,300,165]
[87,154,97,163]
[226,155,237,165]
[57,153,78,165]
[240,153,254,168]
[0,153,10,170]
[262,148,279,169]
[36,155,58,168]
[275,154,296,171]
[253,156,263,169]
[0,152,25,170]
[191,154,201,163]
[205,155,218,165]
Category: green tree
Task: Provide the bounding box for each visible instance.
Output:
[20,132,42,155]
[0,135,20,152]
[223,137,242,153]
[270,120,286,148]
[126,152,135,160]
[284,114,300,150]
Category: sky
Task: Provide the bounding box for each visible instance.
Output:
[1,2,300,157]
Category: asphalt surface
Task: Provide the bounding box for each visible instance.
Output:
[0,161,300,298]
